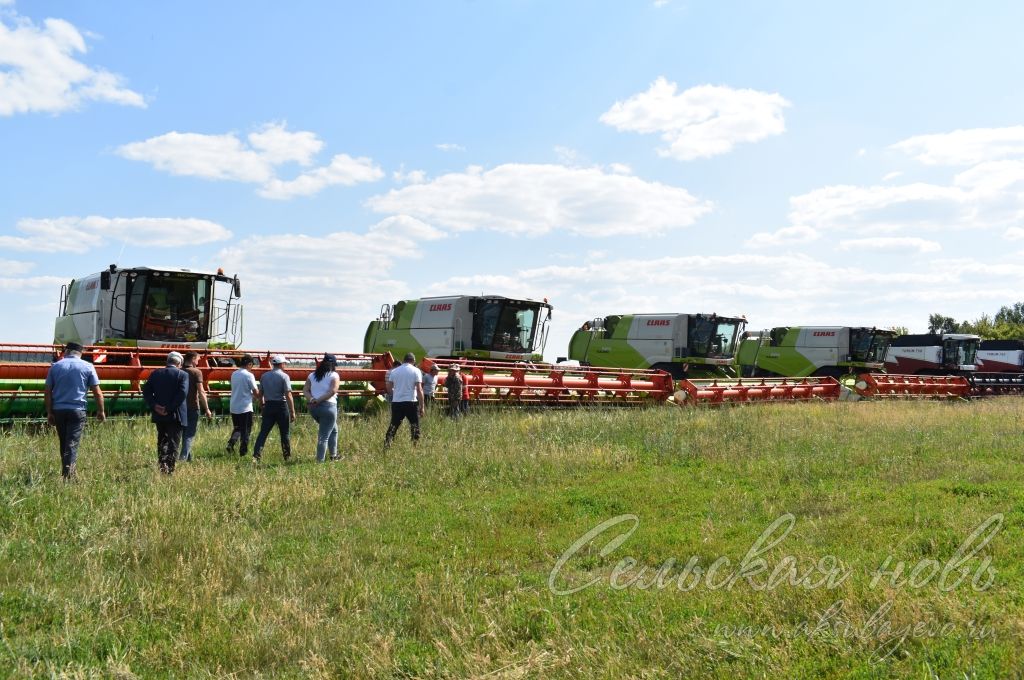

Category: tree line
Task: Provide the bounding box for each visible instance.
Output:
[925,302,1024,339]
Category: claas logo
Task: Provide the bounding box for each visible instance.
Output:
[429,303,453,312]
[812,331,836,337]
[646,320,671,326]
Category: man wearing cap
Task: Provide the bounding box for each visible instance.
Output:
[45,342,106,480]
[252,355,295,462]
[384,352,425,447]
[142,352,189,474]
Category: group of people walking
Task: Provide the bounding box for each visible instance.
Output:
[43,344,467,478]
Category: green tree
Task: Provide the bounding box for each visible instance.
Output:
[995,302,1024,326]
[927,314,962,334]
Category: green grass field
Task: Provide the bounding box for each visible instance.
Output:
[0,399,1022,678]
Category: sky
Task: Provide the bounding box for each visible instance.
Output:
[3,1,1024,359]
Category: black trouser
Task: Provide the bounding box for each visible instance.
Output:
[53,409,86,479]
[253,402,291,460]
[155,421,182,474]
[385,401,420,446]
[228,412,254,455]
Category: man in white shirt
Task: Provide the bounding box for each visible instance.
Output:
[227,354,260,456]
[384,352,425,447]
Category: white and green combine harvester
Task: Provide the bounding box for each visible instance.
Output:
[54,264,243,349]
[737,326,896,378]
[364,295,553,362]
[566,313,747,378]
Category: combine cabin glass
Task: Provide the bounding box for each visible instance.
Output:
[737,326,896,378]
[364,295,552,362]
[883,333,980,375]
[567,313,746,378]
[54,265,243,349]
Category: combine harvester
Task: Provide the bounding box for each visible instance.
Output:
[567,312,747,378]
[0,265,394,419]
[734,325,968,399]
[365,295,553,362]
[736,326,895,378]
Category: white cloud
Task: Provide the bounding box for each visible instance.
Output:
[553,145,581,165]
[435,143,465,152]
[393,166,427,184]
[0,11,145,115]
[1005,227,1024,241]
[365,162,711,237]
[259,154,384,200]
[248,125,323,166]
[0,216,231,253]
[117,122,383,199]
[882,171,903,181]
[781,127,1024,238]
[837,236,941,254]
[0,258,34,275]
[214,219,446,349]
[118,131,273,182]
[787,182,964,232]
[0,275,65,292]
[368,214,446,242]
[600,78,790,160]
[892,126,1024,165]
[744,225,820,248]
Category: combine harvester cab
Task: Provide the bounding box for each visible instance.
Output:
[54,264,243,351]
[971,339,1024,394]
[882,333,980,375]
[364,295,552,363]
[737,326,895,379]
[566,313,746,378]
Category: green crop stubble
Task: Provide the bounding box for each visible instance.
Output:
[0,400,1020,678]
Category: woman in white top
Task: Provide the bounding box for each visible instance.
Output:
[304,353,341,461]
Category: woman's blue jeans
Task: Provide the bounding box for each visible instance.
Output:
[310,401,338,462]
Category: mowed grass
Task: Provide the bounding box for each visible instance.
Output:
[0,399,1023,678]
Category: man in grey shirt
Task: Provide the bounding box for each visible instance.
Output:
[252,355,296,462]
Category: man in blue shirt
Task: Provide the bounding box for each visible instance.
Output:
[142,351,189,474]
[45,342,106,480]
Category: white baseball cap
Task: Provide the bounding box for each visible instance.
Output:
[271,354,288,365]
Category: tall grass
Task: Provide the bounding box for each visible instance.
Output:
[0,399,1021,677]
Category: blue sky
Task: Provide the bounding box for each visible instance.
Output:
[3,1,1024,358]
